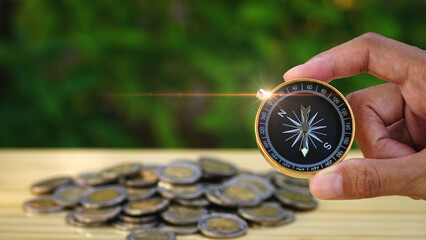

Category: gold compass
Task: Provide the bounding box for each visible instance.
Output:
[255,79,355,179]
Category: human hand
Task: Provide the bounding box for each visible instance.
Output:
[284,33,426,200]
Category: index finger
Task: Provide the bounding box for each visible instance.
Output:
[283,33,422,84]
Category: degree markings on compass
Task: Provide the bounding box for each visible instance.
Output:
[286,87,290,93]
[338,102,345,108]
[301,84,303,90]
[328,92,332,98]
[315,85,318,92]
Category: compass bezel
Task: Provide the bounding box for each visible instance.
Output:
[255,79,355,179]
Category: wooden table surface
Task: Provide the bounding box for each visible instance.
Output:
[0,149,425,240]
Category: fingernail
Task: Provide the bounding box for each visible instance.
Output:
[312,170,343,199]
[283,64,303,80]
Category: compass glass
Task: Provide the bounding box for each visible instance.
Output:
[256,80,354,176]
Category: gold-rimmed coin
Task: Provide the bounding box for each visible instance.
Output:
[204,185,235,207]
[157,162,201,184]
[124,197,169,216]
[229,175,275,200]
[161,204,207,225]
[157,182,203,199]
[238,202,289,223]
[30,176,72,195]
[249,210,295,228]
[198,213,248,238]
[175,197,210,207]
[124,164,159,188]
[126,229,176,240]
[158,222,198,235]
[73,206,121,223]
[101,162,142,180]
[81,185,127,208]
[23,196,63,213]
[111,220,158,231]
[66,210,107,228]
[52,185,91,207]
[275,188,317,210]
[216,183,262,207]
[126,187,157,201]
[198,157,237,177]
[75,171,112,186]
[272,172,310,188]
[119,214,158,224]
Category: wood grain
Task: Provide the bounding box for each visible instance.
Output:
[0,149,425,240]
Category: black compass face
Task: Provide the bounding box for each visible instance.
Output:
[256,80,354,175]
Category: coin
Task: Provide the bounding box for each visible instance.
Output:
[175,197,210,207]
[157,181,203,199]
[272,171,310,188]
[111,220,158,231]
[161,204,208,225]
[23,196,63,213]
[101,162,142,180]
[216,183,262,207]
[198,157,237,177]
[158,222,198,235]
[157,162,201,184]
[75,171,112,186]
[204,185,235,207]
[66,210,107,228]
[124,164,159,188]
[124,197,170,216]
[73,206,121,223]
[126,187,157,201]
[198,213,248,238]
[249,210,295,228]
[119,214,158,224]
[52,185,91,207]
[238,202,289,223]
[229,175,275,200]
[30,176,73,195]
[275,188,317,210]
[81,185,127,208]
[126,229,176,240]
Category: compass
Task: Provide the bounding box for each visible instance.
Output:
[255,79,355,179]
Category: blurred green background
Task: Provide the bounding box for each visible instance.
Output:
[0,0,424,148]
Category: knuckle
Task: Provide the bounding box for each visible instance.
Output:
[346,160,383,198]
[357,32,383,45]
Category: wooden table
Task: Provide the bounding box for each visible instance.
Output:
[0,149,425,240]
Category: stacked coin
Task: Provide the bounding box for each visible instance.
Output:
[24,157,318,239]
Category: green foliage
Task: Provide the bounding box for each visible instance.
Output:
[0,0,424,148]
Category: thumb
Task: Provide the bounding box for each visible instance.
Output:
[310,152,426,200]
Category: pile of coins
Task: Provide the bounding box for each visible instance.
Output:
[24,157,318,239]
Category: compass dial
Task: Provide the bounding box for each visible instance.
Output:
[255,79,355,179]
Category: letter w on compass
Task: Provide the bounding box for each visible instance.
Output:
[282,105,327,157]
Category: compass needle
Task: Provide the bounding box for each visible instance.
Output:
[286,116,301,127]
[283,129,300,134]
[255,79,354,178]
[310,126,327,131]
[309,132,323,143]
[308,112,318,125]
[291,133,303,148]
